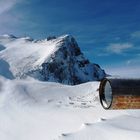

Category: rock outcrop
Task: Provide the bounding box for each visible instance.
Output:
[42,35,105,85]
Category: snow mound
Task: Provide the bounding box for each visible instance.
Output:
[0,77,99,108]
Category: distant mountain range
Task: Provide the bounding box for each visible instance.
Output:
[0,34,106,85]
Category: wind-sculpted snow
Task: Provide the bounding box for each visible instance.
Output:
[0,34,105,84]
[0,76,140,140]
[59,115,140,140]
[0,76,99,107]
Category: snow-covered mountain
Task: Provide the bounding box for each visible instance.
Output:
[0,34,139,140]
[0,34,105,85]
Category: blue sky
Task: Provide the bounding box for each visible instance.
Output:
[0,0,140,77]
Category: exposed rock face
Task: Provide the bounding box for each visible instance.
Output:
[42,35,105,85]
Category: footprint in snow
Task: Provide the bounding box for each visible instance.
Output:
[48,99,53,103]
[84,123,93,126]
[98,118,107,122]
[69,102,74,105]
[81,102,87,105]
[61,133,72,137]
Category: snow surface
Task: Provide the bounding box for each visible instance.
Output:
[0,76,140,140]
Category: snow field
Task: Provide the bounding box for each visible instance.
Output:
[0,76,140,140]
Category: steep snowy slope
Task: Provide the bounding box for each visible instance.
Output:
[0,34,60,79]
[0,34,105,84]
[0,76,140,140]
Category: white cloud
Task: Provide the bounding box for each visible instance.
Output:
[105,55,140,78]
[126,56,140,66]
[105,66,140,78]
[0,0,25,35]
[106,43,133,54]
[131,31,140,38]
[0,0,19,15]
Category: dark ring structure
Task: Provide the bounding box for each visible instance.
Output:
[99,78,140,109]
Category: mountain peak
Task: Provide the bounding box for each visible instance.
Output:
[42,35,105,85]
[58,34,73,40]
[0,34,106,85]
